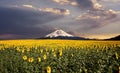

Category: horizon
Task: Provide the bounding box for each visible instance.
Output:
[0,29,119,40]
[0,0,120,39]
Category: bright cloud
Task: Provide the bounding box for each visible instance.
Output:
[93,3,103,10]
[53,0,69,4]
[22,4,34,8]
[39,8,70,15]
[53,0,78,6]
[102,0,120,2]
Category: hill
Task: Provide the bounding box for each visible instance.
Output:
[107,35,120,40]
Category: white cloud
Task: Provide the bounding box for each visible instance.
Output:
[93,3,103,10]
[53,0,69,4]
[102,0,120,2]
[22,4,34,8]
[76,14,101,20]
[106,9,119,14]
[39,8,70,15]
[53,0,78,6]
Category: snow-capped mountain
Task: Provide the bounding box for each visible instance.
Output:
[37,29,88,40]
[45,29,74,38]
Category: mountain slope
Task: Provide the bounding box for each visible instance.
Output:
[108,35,120,40]
[45,29,73,38]
[39,29,87,40]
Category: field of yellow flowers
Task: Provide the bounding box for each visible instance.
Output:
[0,40,120,73]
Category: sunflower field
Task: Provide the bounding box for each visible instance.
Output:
[0,40,120,73]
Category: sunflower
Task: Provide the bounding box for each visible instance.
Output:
[59,49,62,56]
[53,53,56,57]
[115,52,119,60]
[28,57,34,62]
[43,54,47,60]
[23,55,27,60]
[47,66,51,73]
[38,57,41,62]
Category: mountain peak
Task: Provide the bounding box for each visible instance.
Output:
[45,29,74,38]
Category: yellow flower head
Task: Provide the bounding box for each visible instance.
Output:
[28,57,34,62]
[119,66,120,73]
[53,53,56,57]
[26,48,30,52]
[38,57,41,62]
[16,47,20,52]
[71,54,74,57]
[23,55,27,60]
[52,49,54,52]
[115,52,119,60]
[40,49,43,53]
[59,49,62,56]
[43,54,47,60]
[47,66,51,73]
[47,52,49,55]
[22,49,24,53]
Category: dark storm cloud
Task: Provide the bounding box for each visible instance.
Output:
[75,0,94,9]
[53,0,97,10]
[0,6,65,38]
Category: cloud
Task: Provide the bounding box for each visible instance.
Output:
[101,0,120,2]
[0,34,16,39]
[68,0,119,29]
[22,4,34,8]
[0,0,119,39]
[76,9,118,20]
[53,0,78,6]
[75,0,105,10]
[21,5,70,15]
[75,9,118,28]
[52,0,118,29]
[39,8,70,15]
[93,2,103,10]
[53,0,69,4]
[0,5,67,39]
[53,0,100,10]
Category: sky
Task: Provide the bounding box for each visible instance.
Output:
[0,0,120,39]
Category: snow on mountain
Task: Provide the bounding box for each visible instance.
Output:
[45,29,74,38]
